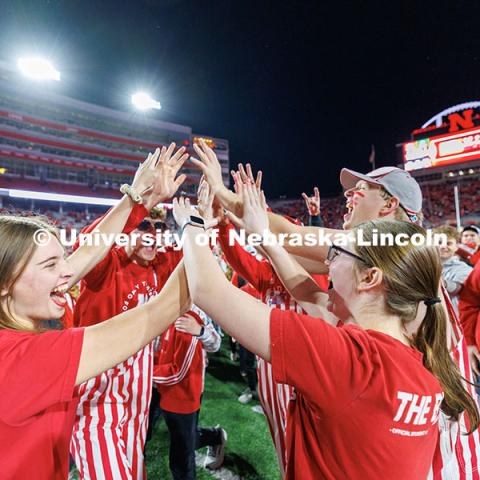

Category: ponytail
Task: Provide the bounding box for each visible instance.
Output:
[354,219,480,434]
[413,303,480,434]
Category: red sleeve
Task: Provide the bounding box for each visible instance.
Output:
[218,224,273,293]
[73,203,148,251]
[0,328,84,424]
[269,309,373,415]
[312,274,330,292]
[73,204,148,287]
[152,325,198,385]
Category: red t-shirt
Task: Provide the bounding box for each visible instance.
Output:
[270,309,443,480]
[0,328,84,479]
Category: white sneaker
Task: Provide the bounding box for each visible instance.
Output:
[238,389,253,404]
[204,427,228,470]
[251,405,264,415]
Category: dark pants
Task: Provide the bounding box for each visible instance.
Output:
[162,409,222,480]
[145,388,161,443]
[239,344,257,392]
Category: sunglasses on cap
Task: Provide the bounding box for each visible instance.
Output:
[137,220,166,232]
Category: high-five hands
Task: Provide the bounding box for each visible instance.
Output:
[231,163,263,194]
[226,181,269,236]
[190,140,224,195]
[172,196,219,231]
[144,143,188,209]
[132,143,188,210]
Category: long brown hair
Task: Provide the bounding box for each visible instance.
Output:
[0,215,58,332]
[353,219,479,433]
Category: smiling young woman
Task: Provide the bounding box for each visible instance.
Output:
[0,214,190,480]
[0,143,190,480]
[172,182,479,480]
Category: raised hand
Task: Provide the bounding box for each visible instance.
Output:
[172,196,197,229]
[175,314,202,336]
[197,178,215,221]
[130,148,161,198]
[173,195,219,232]
[302,187,320,216]
[237,163,262,190]
[190,139,224,194]
[227,181,269,236]
[141,143,188,209]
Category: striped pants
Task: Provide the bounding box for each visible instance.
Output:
[257,357,293,479]
[428,333,480,480]
[71,344,154,480]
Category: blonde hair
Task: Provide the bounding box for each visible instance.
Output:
[353,219,479,433]
[149,206,167,220]
[0,215,58,332]
[433,225,460,242]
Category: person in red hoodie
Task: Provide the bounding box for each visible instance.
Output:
[71,143,188,480]
[153,307,224,480]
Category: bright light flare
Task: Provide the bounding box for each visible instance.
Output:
[131,92,161,110]
[17,57,61,81]
[7,189,171,207]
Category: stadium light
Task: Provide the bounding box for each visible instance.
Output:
[131,92,161,110]
[7,188,171,208]
[17,57,61,81]
[9,189,118,206]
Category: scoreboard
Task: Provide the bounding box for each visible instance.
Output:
[402,102,480,172]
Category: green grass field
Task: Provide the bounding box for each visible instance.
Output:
[73,340,280,479]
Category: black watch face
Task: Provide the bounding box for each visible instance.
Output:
[190,215,205,225]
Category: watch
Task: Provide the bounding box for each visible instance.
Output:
[180,215,205,234]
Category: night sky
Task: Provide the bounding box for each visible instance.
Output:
[0,0,480,198]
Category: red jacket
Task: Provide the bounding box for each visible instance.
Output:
[153,310,220,414]
[458,262,480,347]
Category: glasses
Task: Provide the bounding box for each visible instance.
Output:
[327,244,368,264]
[137,220,166,232]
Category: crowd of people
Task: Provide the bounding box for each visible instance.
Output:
[1,141,480,480]
[270,175,480,229]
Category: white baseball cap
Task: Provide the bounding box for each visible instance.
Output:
[340,166,423,221]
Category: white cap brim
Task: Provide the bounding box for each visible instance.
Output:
[340,168,382,190]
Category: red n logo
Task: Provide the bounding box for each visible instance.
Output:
[448,109,474,132]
